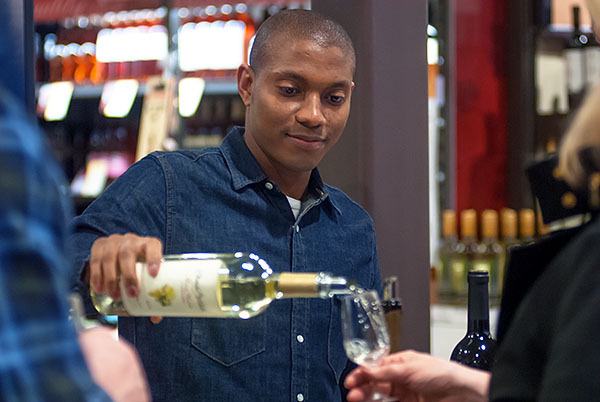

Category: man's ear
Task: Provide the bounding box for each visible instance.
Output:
[237,63,254,107]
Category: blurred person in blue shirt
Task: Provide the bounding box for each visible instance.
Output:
[0,85,150,401]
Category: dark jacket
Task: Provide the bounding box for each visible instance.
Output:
[490,215,600,401]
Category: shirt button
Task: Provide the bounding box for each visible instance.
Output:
[296,334,304,343]
[297,393,304,402]
[265,182,274,190]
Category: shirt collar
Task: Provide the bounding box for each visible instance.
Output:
[220,127,268,190]
[220,127,342,215]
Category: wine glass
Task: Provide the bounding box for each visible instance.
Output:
[341,290,394,401]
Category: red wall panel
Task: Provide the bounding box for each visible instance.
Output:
[455,0,509,212]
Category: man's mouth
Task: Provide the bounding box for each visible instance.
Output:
[286,133,326,150]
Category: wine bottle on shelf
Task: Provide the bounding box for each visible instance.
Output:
[92,252,353,319]
[438,210,461,304]
[473,210,502,305]
[381,276,402,353]
[566,5,588,109]
[454,209,478,302]
[450,271,497,371]
[519,208,536,244]
[499,208,518,294]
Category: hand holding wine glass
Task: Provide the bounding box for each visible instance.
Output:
[341,290,395,402]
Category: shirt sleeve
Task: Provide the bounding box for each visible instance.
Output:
[69,154,167,313]
[0,99,110,401]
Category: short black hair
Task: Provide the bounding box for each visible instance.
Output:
[249,9,356,74]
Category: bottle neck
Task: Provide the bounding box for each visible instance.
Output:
[275,272,351,298]
[444,234,458,243]
[318,273,353,297]
[462,235,477,243]
[467,276,490,333]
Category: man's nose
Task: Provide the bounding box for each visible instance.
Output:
[296,94,326,128]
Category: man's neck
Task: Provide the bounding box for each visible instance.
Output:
[244,132,311,199]
[274,173,310,200]
[256,158,310,200]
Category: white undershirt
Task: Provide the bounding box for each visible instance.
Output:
[286,196,302,219]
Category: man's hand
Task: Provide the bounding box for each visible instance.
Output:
[79,327,151,402]
[89,234,162,299]
[344,350,490,402]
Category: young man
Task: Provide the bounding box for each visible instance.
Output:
[72,10,382,401]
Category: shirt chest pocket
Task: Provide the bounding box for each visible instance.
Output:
[191,316,266,366]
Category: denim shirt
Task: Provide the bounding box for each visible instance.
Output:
[71,127,382,402]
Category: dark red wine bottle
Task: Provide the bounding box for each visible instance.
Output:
[450,271,497,371]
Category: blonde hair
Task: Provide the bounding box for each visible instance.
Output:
[558,85,600,188]
[588,0,600,26]
[558,0,600,188]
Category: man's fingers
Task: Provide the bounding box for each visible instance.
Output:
[101,244,120,298]
[346,384,372,402]
[89,257,103,294]
[150,316,163,324]
[89,239,106,293]
[345,367,374,388]
[118,237,139,298]
[380,350,417,365]
[142,237,163,277]
[89,234,163,299]
[366,364,412,384]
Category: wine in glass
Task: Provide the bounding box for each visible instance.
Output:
[341,290,394,401]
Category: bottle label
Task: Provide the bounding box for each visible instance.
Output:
[120,259,224,316]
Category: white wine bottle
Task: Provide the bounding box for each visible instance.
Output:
[453,209,478,303]
[92,252,353,319]
[474,210,502,305]
[518,208,536,244]
[499,208,518,297]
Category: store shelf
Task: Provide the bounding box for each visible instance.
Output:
[35,0,309,23]
[36,77,238,99]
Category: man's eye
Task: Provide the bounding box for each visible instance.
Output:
[279,87,299,96]
[328,95,345,105]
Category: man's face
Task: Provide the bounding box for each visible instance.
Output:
[239,38,355,178]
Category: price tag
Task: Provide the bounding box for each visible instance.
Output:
[136,77,176,161]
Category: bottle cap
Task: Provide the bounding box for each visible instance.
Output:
[460,209,477,239]
[519,208,535,239]
[500,208,517,239]
[278,273,319,297]
[481,209,498,239]
[442,210,456,238]
[467,270,489,284]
